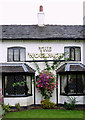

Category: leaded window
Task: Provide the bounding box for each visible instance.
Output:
[8,47,26,62]
[60,74,85,95]
[4,74,32,97]
[64,47,81,61]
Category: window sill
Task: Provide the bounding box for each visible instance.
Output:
[4,94,32,97]
[60,93,85,96]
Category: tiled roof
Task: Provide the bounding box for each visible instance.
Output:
[0,25,85,40]
[0,63,35,73]
[56,63,85,73]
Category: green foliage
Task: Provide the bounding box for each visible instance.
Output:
[64,102,75,110]
[41,99,56,109]
[13,81,26,87]
[51,53,66,70]
[33,52,66,74]
[67,96,78,105]
[33,52,65,99]
[33,58,41,73]
[2,104,11,112]
[64,96,78,110]
[15,103,20,111]
[0,105,5,117]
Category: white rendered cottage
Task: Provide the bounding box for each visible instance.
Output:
[0,24,85,107]
[0,5,85,107]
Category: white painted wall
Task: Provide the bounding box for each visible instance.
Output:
[83,1,85,25]
[0,39,85,106]
[0,74,2,90]
[83,41,85,64]
[1,40,83,63]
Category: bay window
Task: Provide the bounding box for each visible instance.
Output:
[60,74,85,95]
[4,74,32,97]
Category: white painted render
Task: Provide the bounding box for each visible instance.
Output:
[1,40,84,62]
[83,41,85,64]
[0,39,85,106]
[0,75,2,90]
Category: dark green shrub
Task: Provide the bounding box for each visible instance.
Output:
[15,103,20,111]
[2,104,11,112]
[64,102,75,110]
[41,99,56,109]
[64,97,78,110]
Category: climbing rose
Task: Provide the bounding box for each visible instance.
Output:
[36,70,58,99]
[0,88,3,104]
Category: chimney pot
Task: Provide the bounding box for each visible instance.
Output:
[40,5,43,12]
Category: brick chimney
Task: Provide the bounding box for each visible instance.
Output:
[38,5,45,26]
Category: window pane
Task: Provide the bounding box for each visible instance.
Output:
[26,76,31,94]
[75,48,80,61]
[8,47,26,62]
[14,49,19,61]
[64,48,69,60]
[20,49,25,61]
[77,74,84,94]
[61,75,67,94]
[70,48,75,60]
[8,49,13,61]
[5,75,15,95]
[82,75,85,94]
[15,75,25,95]
[4,75,29,96]
[68,74,76,94]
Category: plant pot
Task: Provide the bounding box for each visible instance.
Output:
[41,100,45,104]
[41,99,49,104]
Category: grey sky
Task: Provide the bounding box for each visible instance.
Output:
[0,0,84,25]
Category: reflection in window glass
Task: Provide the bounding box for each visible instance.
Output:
[8,47,26,62]
[75,48,80,61]
[5,75,15,95]
[14,49,19,61]
[20,49,25,61]
[60,74,85,95]
[14,75,25,95]
[8,49,13,61]
[61,75,67,94]
[64,48,69,60]
[70,48,74,60]
[4,75,32,96]
[26,76,31,94]
[77,74,84,94]
[64,47,81,61]
[82,75,85,93]
[68,74,76,94]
